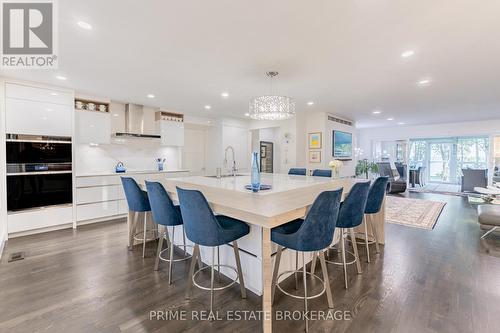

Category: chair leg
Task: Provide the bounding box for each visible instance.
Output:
[369,215,381,254]
[318,251,334,308]
[271,246,283,305]
[210,247,216,317]
[128,211,137,250]
[185,244,199,300]
[217,246,221,282]
[182,226,187,256]
[340,230,348,289]
[302,252,309,333]
[481,226,498,239]
[142,213,147,258]
[233,241,247,299]
[154,227,164,271]
[310,252,317,274]
[364,215,371,263]
[349,228,362,274]
[168,226,175,285]
[295,251,299,290]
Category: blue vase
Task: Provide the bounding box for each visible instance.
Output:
[251,151,261,192]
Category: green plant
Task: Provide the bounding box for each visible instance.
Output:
[355,159,379,179]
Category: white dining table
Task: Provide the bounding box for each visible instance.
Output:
[135,173,386,333]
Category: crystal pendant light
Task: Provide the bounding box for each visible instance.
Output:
[249,72,295,120]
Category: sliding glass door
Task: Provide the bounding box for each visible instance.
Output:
[409,136,489,184]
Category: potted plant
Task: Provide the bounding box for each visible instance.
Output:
[355,159,379,179]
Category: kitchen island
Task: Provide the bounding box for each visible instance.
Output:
[136,173,386,333]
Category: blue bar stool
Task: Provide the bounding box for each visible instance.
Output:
[289,168,307,176]
[312,169,332,177]
[146,181,196,284]
[361,176,389,262]
[121,177,156,258]
[271,189,343,332]
[313,181,370,289]
[176,187,249,315]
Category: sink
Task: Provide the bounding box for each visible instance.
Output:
[205,174,246,178]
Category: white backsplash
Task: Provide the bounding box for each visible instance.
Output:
[75,140,182,175]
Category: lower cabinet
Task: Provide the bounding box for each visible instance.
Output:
[8,205,73,234]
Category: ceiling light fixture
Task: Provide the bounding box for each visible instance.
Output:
[147,94,155,98]
[417,78,432,86]
[221,92,229,98]
[77,21,92,30]
[244,113,250,117]
[307,101,314,106]
[387,117,394,121]
[249,71,295,120]
[398,122,406,125]
[401,50,415,58]
[372,110,382,115]
[55,75,67,80]
[204,105,211,110]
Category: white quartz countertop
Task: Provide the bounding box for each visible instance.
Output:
[76,169,190,178]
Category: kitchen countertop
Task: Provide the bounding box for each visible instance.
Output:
[76,169,190,177]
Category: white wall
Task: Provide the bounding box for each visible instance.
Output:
[302,111,357,177]
[0,78,6,252]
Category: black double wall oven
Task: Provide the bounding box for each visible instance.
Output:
[6,134,73,211]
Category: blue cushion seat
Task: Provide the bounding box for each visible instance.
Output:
[121,177,151,212]
[288,168,307,176]
[312,169,332,177]
[365,177,389,214]
[145,181,183,226]
[271,189,343,252]
[176,187,250,247]
[336,181,370,229]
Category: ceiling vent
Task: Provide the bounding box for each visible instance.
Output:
[327,115,353,127]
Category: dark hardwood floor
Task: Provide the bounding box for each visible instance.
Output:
[1,193,499,333]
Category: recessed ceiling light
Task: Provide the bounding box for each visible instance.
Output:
[77,21,92,30]
[307,101,314,106]
[113,113,119,117]
[147,94,155,98]
[372,110,382,115]
[49,92,58,96]
[55,75,67,80]
[401,50,415,58]
[221,92,229,98]
[398,122,406,125]
[244,113,250,117]
[387,117,394,121]
[204,105,211,110]
[417,78,431,86]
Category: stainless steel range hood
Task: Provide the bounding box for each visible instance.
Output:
[113,103,160,139]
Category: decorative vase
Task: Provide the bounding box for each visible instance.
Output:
[251,151,261,192]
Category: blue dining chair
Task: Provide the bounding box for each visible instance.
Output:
[319,181,370,289]
[121,177,156,258]
[288,168,307,176]
[361,176,389,262]
[312,169,332,177]
[176,187,249,315]
[271,188,343,332]
[146,181,195,284]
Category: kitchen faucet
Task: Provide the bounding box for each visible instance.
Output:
[223,145,237,176]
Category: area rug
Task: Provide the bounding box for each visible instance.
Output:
[385,196,446,230]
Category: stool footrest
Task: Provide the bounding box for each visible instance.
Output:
[192,264,239,292]
[276,270,326,300]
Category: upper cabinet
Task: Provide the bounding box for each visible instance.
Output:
[5,83,73,136]
[156,111,184,146]
[75,110,111,144]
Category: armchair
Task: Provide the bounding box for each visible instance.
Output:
[461,169,487,192]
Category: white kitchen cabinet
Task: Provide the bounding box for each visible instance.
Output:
[8,205,73,234]
[6,83,73,105]
[75,110,111,144]
[6,98,72,136]
[77,201,119,221]
[76,185,121,205]
[157,120,184,146]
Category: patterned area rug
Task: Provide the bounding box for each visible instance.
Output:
[385,196,446,230]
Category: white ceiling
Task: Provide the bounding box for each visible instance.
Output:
[2,0,500,128]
